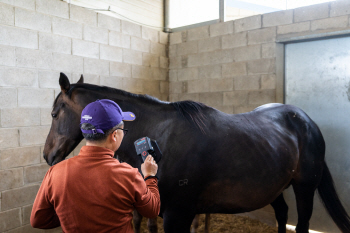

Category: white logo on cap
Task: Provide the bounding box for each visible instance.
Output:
[82,115,92,120]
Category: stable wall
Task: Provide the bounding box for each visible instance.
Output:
[0,0,168,232]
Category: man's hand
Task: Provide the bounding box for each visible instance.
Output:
[141,155,158,177]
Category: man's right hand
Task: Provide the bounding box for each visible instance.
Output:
[141,155,158,178]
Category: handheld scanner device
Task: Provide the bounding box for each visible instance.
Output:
[134,137,162,163]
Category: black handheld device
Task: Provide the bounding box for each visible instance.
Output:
[134,137,162,163]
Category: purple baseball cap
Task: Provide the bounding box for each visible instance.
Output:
[80,99,135,135]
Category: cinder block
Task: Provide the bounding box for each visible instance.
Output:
[0,45,15,66]
[38,70,63,89]
[72,39,99,59]
[233,45,261,62]
[131,37,150,53]
[122,20,141,37]
[150,42,166,56]
[0,25,38,49]
[222,32,247,49]
[123,49,143,65]
[40,108,52,126]
[187,26,209,41]
[24,164,49,184]
[199,65,221,79]
[100,44,122,62]
[159,31,168,44]
[169,57,182,69]
[214,105,234,114]
[98,13,120,31]
[18,88,54,107]
[198,37,220,53]
[2,0,35,10]
[22,205,32,225]
[39,32,71,54]
[0,3,14,26]
[1,108,40,127]
[109,31,130,48]
[248,90,276,105]
[6,224,63,233]
[248,27,276,45]
[0,88,17,108]
[234,75,260,90]
[142,27,158,42]
[199,92,223,107]
[187,79,210,93]
[330,0,350,17]
[53,53,83,73]
[19,125,50,146]
[84,58,109,75]
[0,128,19,149]
[261,74,276,89]
[160,56,168,69]
[169,70,177,82]
[311,15,348,31]
[262,10,293,27]
[142,53,159,68]
[123,78,143,93]
[0,168,23,191]
[0,66,38,87]
[210,79,233,92]
[169,32,182,45]
[15,7,51,32]
[247,58,275,75]
[169,44,176,57]
[223,91,249,106]
[277,22,310,35]
[36,0,68,19]
[83,25,108,44]
[151,68,167,81]
[0,208,21,232]
[177,41,198,56]
[234,15,261,33]
[262,43,276,58]
[16,48,53,70]
[178,68,198,81]
[294,3,329,23]
[72,73,99,85]
[2,184,40,210]
[143,80,160,94]
[160,81,169,94]
[52,17,82,39]
[178,93,199,102]
[132,65,151,79]
[222,62,247,77]
[110,61,131,77]
[210,21,234,37]
[169,81,184,94]
[100,76,123,89]
[209,50,234,65]
[70,4,96,26]
[187,54,210,67]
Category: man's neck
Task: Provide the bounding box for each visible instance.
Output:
[86,141,114,152]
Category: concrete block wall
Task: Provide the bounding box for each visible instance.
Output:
[0,0,168,232]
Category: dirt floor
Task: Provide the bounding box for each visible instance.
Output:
[139,214,295,233]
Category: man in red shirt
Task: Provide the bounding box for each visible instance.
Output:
[31,99,160,232]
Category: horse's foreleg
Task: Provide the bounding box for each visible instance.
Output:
[133,210,143,233]
[271,193,288,233]
[204,214,210,233]
[147,218,158,233]
[190,215,200,233]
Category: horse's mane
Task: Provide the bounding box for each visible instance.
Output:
[55,83,209,134]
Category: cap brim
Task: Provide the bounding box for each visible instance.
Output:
[122,112,136,121]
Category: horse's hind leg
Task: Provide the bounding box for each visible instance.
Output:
[292,183,316,233]
[147,218,158,233]
[133,210,143,233]
[271,193,288,233]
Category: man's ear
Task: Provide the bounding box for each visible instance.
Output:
[111,130,117,142]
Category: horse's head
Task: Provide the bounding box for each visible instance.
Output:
[43,73,86,166]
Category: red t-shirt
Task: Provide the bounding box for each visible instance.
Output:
[31,146,160,233]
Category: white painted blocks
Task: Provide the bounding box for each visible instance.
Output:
[123,78,143,93]
[84,58,109,76]
[159,31,168,44]
[0,0,35,10]
[234,15,261,33]
[15,48,53,70]
[19,126,50,146]
[0,45,14,66]
[36,0,68,19]
[72,39,99,59]
[151,42,166,56]
[0,25,38,49]
[122,20,141,37]
[160,56,168,69]
[198,37,220,53]
[1,108,40,127]
[294,3,329,22]
[18,88,54,108]
[209,79,234,92]
[98,13,120,31]
[0,66,38,87]
[53,53,83,73]
[234,76,260,90]
[24,164,49,184]
[70,4,97,26]
[38,70,61,88]
[261,74,276,89]
[100,45,122,62]
[210,21,234,37]
[143,53,159,68]
[187,26,209,41]
[233,45,261,62]
[131,37,150,52]
[247,58,275,74]
[100,76,123,89]
[262,10,293,27]
[199,65,221,79]
[222,32,247,49]
[52,17,82,39]
[0,128,19,149]
[84,25,108,44]
[1,184,40,211]
[123,49,143,65]
[0,88,17,108]
[222,62,247,77]
[72,73,99,85]
[178,68,198,81]
[223,91,249,106]
[0,208,21,232]
[187,79,210,93]
[109,31,131,48]
[330,0,350,17]
[39,33,71,54]
[132,65,151,79]
[248,27,276,45]
[142,27,159,42]
[40,108,52,125]
[0,3,14,26]
[177,41,198,56]
[15,8,51,32]
[0,168,23,191]
[110,62,131,77]
[170,32,182,45]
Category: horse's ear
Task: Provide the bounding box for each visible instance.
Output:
[77,74,84,84]
[59,72,70,94]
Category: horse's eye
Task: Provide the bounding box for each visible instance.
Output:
[52,114,57,118]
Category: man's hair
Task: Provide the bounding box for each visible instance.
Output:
[81,121,124,142]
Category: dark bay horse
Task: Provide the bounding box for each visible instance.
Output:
[43,73,350,233]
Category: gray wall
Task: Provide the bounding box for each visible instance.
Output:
[0,0,168,232]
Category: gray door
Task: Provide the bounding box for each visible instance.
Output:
[285,37,350,232]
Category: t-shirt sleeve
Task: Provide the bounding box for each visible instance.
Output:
[133,171,160,219]
[30,169,60,229]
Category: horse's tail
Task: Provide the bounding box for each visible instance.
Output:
[318,162,350,232]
